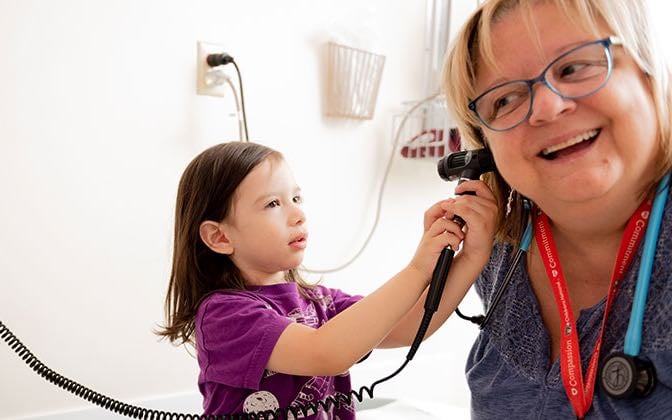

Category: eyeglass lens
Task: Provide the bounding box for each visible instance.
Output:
[474,41,611,131]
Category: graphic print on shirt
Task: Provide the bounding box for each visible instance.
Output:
[286,376,355,419]
[306,288,336,313]
[243,391,280,415]
[288,302,319,327]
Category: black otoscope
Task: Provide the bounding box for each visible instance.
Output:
[406,149,496,359]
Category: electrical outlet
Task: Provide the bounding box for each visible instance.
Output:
[197,41,230,97]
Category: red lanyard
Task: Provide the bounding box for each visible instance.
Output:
[533,198,653,418]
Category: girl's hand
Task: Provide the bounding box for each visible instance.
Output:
[444,180,498,265]
[408,199,466,282]
[409,180,498,280]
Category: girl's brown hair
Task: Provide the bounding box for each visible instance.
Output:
[157,141,312,345]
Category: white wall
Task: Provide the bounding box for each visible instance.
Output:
[0,1,480,418]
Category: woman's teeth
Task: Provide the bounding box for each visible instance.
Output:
[541,129,599,156]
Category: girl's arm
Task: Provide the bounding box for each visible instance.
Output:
[266,196,473,377]
[378,180,498,347]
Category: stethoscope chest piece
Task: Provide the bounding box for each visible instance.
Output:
[600,352,656,399]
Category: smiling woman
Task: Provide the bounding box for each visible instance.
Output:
[441,0,672,418]
[470,8,658,213]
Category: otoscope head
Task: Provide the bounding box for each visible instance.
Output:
[437,148,496,182]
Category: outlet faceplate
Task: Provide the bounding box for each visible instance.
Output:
[197,41,230,97]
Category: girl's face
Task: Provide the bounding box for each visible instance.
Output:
[223,157,307,285]
[474,2,659,215]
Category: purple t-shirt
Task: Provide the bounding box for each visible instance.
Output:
[195,282,362,418]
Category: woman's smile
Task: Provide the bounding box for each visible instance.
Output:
[540,129,600,160]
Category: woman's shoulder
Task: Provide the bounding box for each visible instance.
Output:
[658,186,672,261]
[485,241,516,269]
[476,241,518,296]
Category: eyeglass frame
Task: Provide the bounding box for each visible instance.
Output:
[467,36,622,132]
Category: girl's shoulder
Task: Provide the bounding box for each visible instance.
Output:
[194,288,296,343]
[304,284,354,300]
[196,283,362,321]
[197,288,264,311]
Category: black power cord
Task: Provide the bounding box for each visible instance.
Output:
[206,53,250,142]
[453,199,532,329]
[454,307,485,325]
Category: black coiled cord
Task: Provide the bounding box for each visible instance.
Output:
[249,359,410,419]
[1,319,418,419]
[1,320,207,419]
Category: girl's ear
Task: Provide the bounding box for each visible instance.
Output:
[199,221,234,255]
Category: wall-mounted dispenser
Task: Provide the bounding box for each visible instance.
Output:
[324,42,386,120]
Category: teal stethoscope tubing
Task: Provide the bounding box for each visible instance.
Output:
[624,173,670,356]
[512,173,669,357]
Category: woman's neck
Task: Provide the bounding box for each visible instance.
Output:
[538,188,649,249]
[527,192,644,310]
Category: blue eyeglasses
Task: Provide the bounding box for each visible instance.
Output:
[468,36,622,132]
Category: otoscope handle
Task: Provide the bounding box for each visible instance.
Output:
[424,247,455,312]
[412,155,490,359]
[451,187,475,227]
[423,187,474,312]
[409,245,455,360]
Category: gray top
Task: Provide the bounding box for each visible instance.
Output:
[468,188,672,419]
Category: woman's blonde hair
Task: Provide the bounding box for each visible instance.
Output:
[442,0,672,244]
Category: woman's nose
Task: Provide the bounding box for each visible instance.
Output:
[527,83,576,126]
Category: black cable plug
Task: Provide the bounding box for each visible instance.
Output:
[204,52,250,141]
[206,53,234,67]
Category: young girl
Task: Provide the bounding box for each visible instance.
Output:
[158,141,497,418]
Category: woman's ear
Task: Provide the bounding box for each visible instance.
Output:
[199,220,234,255]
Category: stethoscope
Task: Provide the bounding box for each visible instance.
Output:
[600,173,670,399]
[457,173,670,401]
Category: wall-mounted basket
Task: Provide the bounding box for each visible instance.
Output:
[325,42,386,120]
